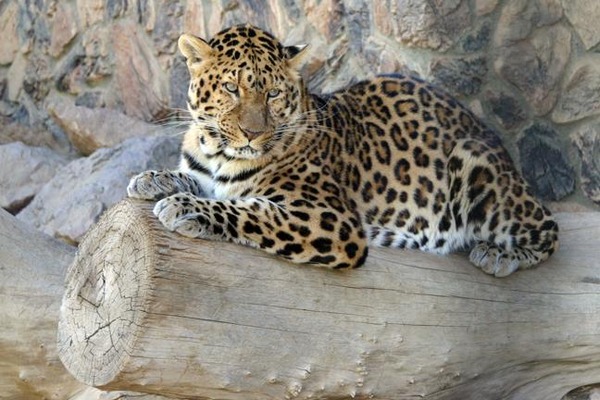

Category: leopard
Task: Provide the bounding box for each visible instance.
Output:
[128,24,558,277]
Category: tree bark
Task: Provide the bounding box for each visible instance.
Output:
[57,199,600,400]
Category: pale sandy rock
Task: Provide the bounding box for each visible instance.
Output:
[0,2,20,65]
[495,24,571,116]
[17,135,181,244]
[76,0,105,28]
[82,25,111,61]
[55,25,113,95]
[303,0,344,41]
[494,0,563,46]
[373,0,471,51]
[183,0,225,37]
[6,52,27,101]
[184,0,292,39]
[563,0,600,49]
[0,104,73,153]
[468,99,486,120]
[112,20,169,121]
[475,0,499,16]
[552,56,600,123]
[571,124,600,206]
[47,96,165,155]
[49,2,78,58]
[0,142,69,213]
[546,201,597,213]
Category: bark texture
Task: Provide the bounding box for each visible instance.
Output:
[57,199,600,399]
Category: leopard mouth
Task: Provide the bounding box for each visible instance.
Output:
[224,144,263,160]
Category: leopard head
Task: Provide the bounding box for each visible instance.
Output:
[178,25,309,160]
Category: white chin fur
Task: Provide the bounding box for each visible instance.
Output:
[224,146,262,159]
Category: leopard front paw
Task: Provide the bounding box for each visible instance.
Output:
[469,242,520,278]
[127,170,179,200]
[153,193,214,239]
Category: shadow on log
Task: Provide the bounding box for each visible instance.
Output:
[57,199,600,399]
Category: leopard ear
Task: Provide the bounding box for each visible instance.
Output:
[284,44,309,69]
[178,34,213,68]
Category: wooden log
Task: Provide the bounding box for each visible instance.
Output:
[57,199,600,399]
[0,207,84,399]
[0,207,174,400]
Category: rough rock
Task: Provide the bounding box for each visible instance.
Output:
[303,0,345,42]
[373,0,471,51]
[462,22,492,53]
[571,124,600,206]
[47,96,167,155]
[475,0,499,16]
[169,56,189,114]
[552,56,600,124]
[0,103,73,153]
[48,2,78,58]
[518,123,575,201]
[6,52,27,102]
[494,0,563,46]
[0,2,20,65]
[182,1,223,38]
[76,0,105,28]
[148,1,184,68]
[17,135,181,244]
[112,20,169,121]
[483,90,528,130]
[0,142,70,214]
[56,26,113,97]
[562,0,600,50]
[494,24,571,116]
[563,384,600,400]
[431,56,487,96]
[23,53,53,103]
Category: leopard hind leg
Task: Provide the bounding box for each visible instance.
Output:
[447,140,559,277]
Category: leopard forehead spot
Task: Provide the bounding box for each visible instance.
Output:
[210,25,285,60]
[206,25,290,86]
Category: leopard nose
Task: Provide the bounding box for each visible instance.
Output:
[239,125,265,141]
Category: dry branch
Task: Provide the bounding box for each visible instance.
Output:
[57,199,600,399]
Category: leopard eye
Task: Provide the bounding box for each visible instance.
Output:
[267,88,281,99]
[223,82,238,94]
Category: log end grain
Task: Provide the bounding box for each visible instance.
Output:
[57,200,156,386]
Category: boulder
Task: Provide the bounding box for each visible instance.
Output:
[571,123,600,206]
[518,123,575,201]
[373,0,471,51]
[48,96,167,156]
[563,0,600,50]
[552,56,600,124]
[17,135,181,245]
[494,24,571,116]
[0,142,70,213]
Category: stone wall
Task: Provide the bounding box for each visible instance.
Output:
[1,0,599,241]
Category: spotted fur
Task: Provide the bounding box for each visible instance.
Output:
[128,25,558,277]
